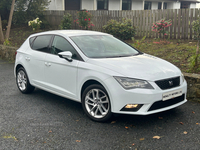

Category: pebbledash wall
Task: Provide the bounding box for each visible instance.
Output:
[0,44,200,102]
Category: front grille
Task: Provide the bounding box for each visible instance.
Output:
[155,76,180,90]
[148,94,185,111]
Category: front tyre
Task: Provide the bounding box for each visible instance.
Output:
[82,84,112,122]
[16,67,35,94]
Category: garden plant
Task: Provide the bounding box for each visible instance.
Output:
[152,18,172,40]
[59,13,72,29]
[103,18,136,40]
[28,17,42,31]
[74,10,94,30]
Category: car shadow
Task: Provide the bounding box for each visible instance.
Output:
[31,88,184,127]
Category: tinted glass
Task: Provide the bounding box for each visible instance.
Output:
[32,35,52,53]
[122,0,131,10]
[51,36,79,60]
[71,35,139,58]
[97,0,108,10]
[144,2,151,10]
[29,37,35,46]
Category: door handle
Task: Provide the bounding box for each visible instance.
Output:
[45,62,51,67]
[25,57,30,61]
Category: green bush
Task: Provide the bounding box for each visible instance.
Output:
[40,19,51,29]
[59,13,72,29]
[103,18,136,40]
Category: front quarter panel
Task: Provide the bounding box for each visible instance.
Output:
[77,60,123,105]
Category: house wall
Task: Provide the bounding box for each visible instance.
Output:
[109,0,120,10]
[82,0,94,10]
[48,0,64,10]
[152,2,158,10]
[131,0,143,10]
[47,0,197,11]
[173,2,180,9]
[167,2,173,9]
[190,3,196,9]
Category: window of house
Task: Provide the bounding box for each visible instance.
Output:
[164,2,167,9]
[97,0,108,10]
[31,35,52,53]
[122,0,131,10]
[181,2,190,9]
[158,2,162,9]
[144,2,151,10]
[51,36,79,60]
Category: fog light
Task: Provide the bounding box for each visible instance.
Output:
[121,104,143,112]
[125,104,139,109]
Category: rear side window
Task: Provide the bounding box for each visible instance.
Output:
[29,37,35,46]
[31,35,52,53]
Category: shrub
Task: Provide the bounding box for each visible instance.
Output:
[152,19,172,37]
[40,19,51,29]
[191,18,200,72]
[28,17,42,31]
[74,10,94,30]
[59,13,72,29]
[103,18,136,40]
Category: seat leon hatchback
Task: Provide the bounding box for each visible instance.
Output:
[14,30,187,122]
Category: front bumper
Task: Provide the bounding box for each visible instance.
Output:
[104,77,187,115]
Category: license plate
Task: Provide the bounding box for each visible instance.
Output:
[162,89,182,101]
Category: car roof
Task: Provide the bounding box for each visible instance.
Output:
[29,30,110,38]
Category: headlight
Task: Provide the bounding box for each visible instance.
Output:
[114,76,154,89]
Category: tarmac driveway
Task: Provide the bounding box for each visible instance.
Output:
[0,59,200,150]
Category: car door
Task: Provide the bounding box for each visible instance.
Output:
[25,35,52,87]
[44,35,81,100]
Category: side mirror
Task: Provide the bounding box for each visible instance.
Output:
[58,51,73,62]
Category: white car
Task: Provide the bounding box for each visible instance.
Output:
[14,30,187,122]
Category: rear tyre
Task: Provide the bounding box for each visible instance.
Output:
[82,84,112,122]
[16,67,35,94]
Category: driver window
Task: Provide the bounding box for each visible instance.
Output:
[51,36,79,60]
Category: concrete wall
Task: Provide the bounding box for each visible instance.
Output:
[184,73,200,102]
[0,45,16,62]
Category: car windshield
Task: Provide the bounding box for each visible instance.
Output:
[70,35,139,58]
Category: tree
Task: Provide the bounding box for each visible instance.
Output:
[14,0,50,25]
[0,0,12,21]
[0,16,5,44]
[5,0,15,40]
[0,0,15,43]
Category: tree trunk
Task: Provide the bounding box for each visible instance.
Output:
[5,0,15,40]
[0,15,4,44]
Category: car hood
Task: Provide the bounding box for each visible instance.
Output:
[87,54,181,81]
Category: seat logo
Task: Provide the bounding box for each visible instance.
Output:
[169,81,173,86]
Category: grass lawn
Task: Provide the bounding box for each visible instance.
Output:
[5,27,200,74]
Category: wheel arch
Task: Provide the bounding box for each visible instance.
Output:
[81,79,104,101]
[15,64,24,77]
